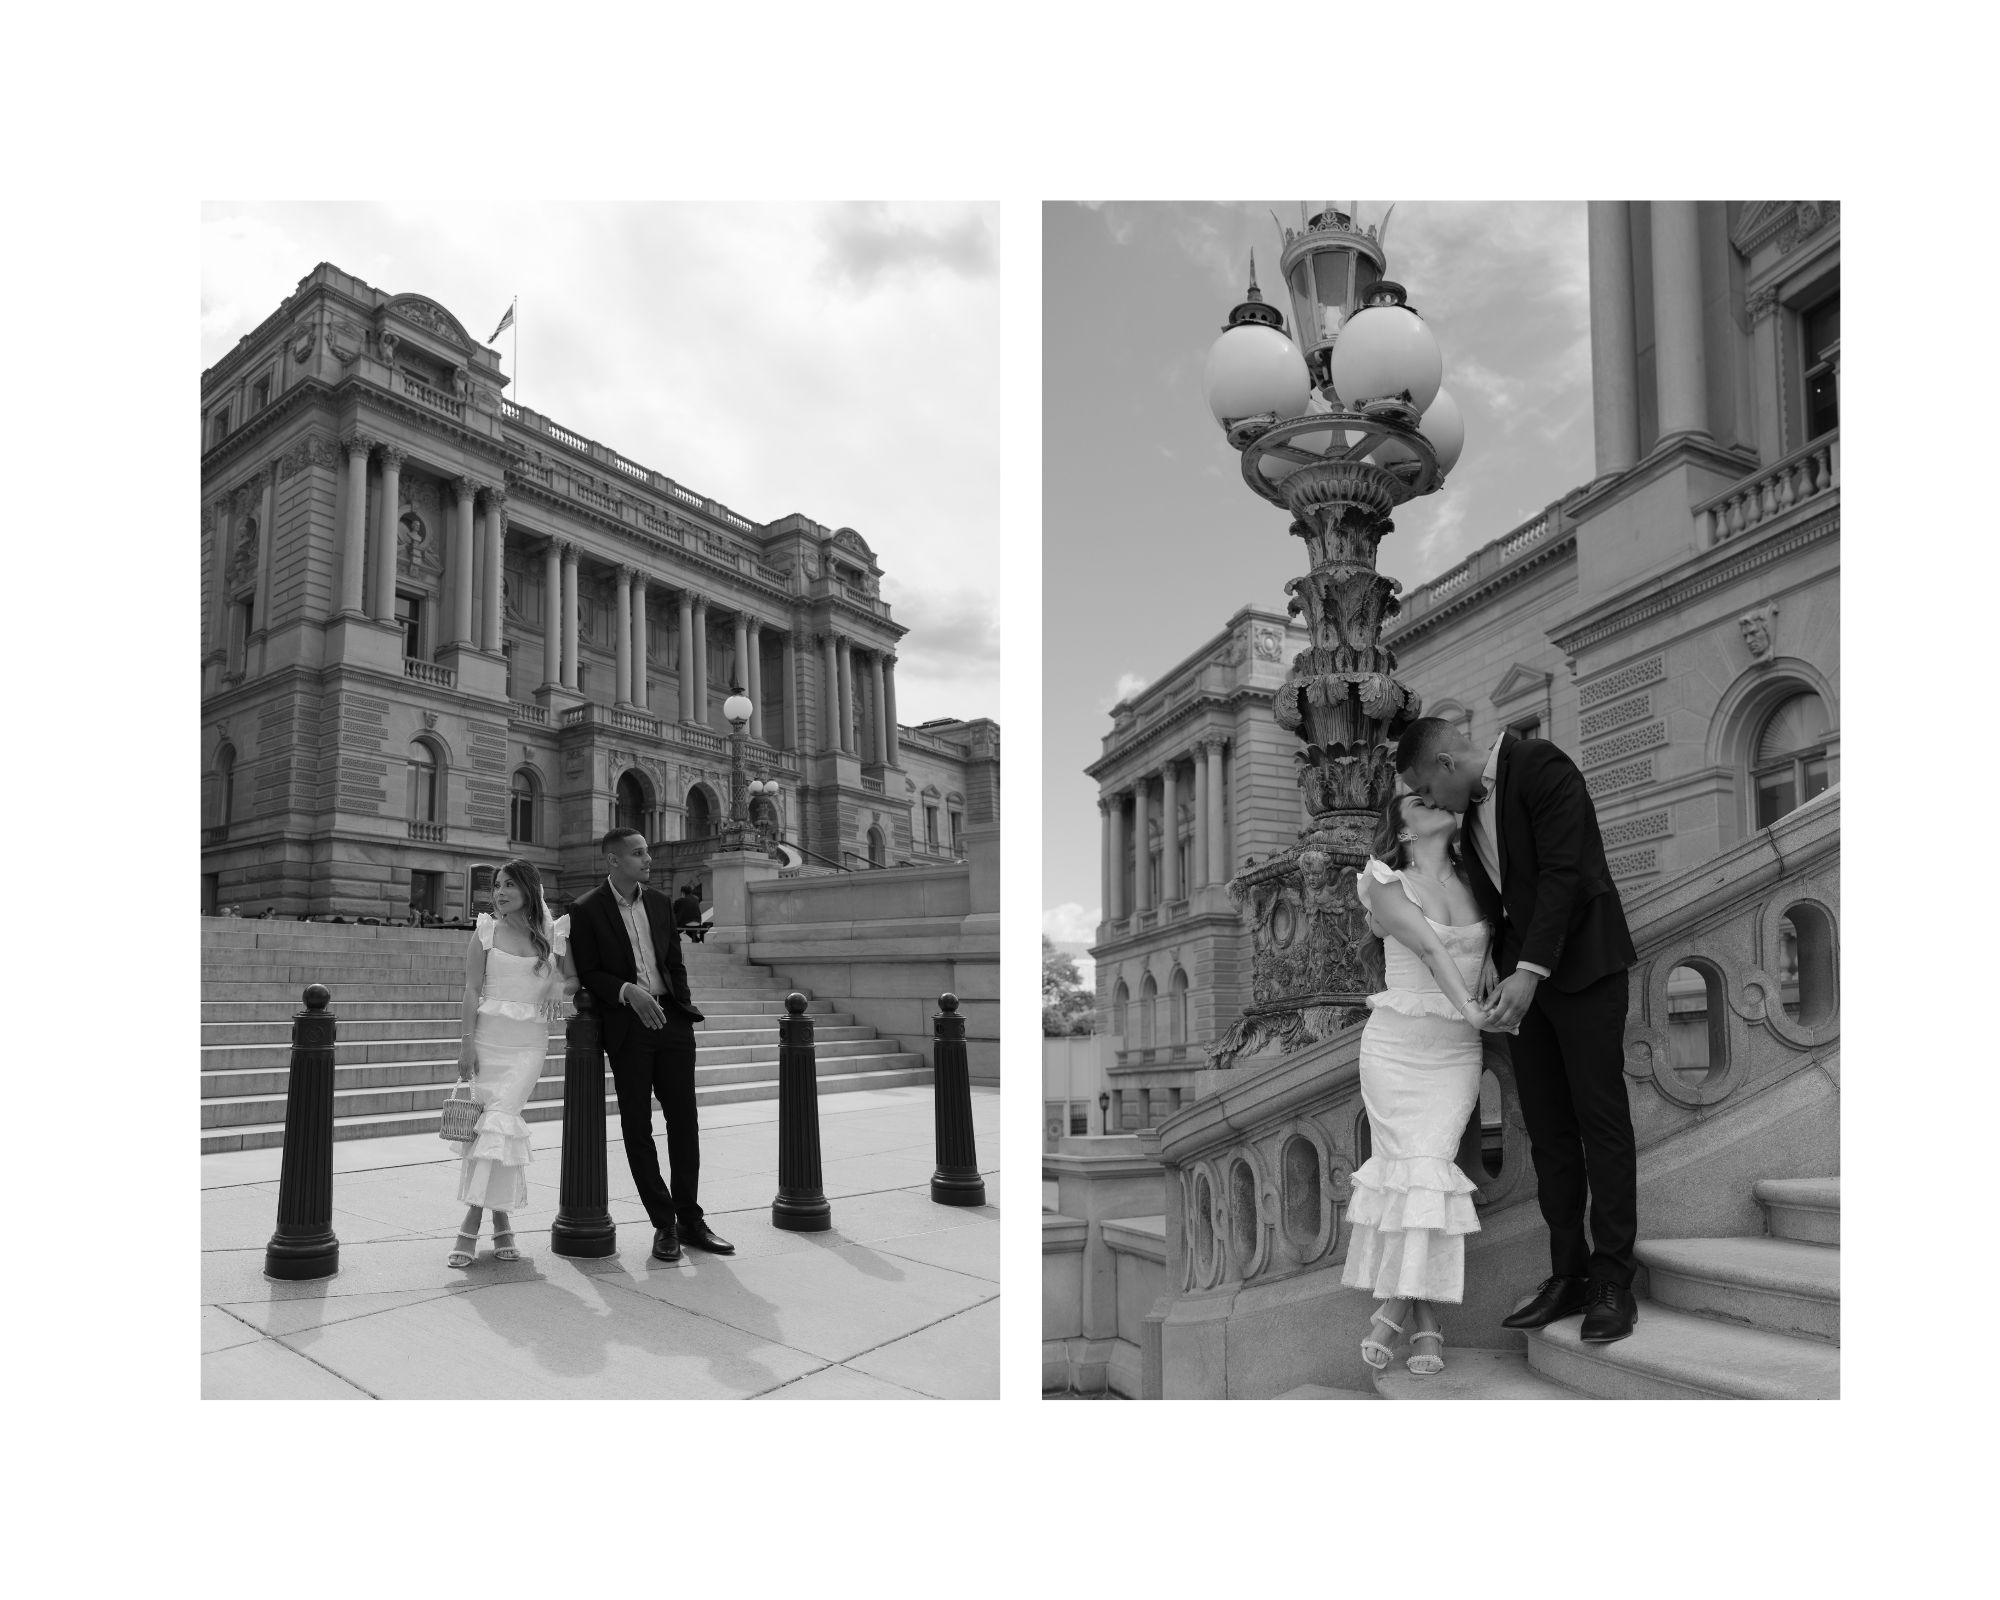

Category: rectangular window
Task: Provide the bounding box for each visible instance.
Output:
[1069,1108,1089,1136]
[396,592,423,659]
[926,806,939,847]
[209,408,231,446]
[251,376,271,415]
[1508,715,1541,742]
[949,811,962,852]
[1803,294,1839,440]
[510,789,535,844]
[408,869,443,918]
[1756,771,1796,829]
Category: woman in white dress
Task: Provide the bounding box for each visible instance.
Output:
[446,858,574,1267]
[1341,790,1497,1375]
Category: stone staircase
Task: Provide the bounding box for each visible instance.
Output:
[1356,1176,1840,1400]
[200,919,930,1153]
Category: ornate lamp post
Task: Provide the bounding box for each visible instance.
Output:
[721,685,755,847]
[1204,205,1465,1067]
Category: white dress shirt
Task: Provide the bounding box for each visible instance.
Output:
[1472,736,1549,981]
[609,878,663,999]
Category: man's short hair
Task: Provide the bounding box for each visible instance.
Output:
[601,826,646,854]
[1395,717,1466,775]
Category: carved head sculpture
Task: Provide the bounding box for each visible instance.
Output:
[1739,606,1776,659]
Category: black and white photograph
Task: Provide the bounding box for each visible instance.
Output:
[1041,200,1839,1400]
[197,202,1002,1399]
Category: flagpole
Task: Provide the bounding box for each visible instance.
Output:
[513,299,519,409]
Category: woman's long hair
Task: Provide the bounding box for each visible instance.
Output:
[496,857,553,973]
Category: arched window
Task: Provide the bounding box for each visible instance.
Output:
[685,786,715,839]
[1752,693,1832,827]
[615,771,646,836]
[407,739,440,824]
[1170,968,1190,1046]
[867,825,887,867]
[1111,980,1129,1038]
[509,769,538,844]
[1139,974,1159,1048]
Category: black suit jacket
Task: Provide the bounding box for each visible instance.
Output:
[567,881,698,1051]
[1462,733,1636,992]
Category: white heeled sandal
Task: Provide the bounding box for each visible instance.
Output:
[492,1229,521,1263]
[447,1229,478,1269]
[1408,1325,1446,1375]
[1361,1307,1404,1370]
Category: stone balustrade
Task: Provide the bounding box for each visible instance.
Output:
[508,700,549,725]
[1042,1135,1169,1397]
[1388,497,1571,634]
[408,821,445,842]
[1143,787,1839,1395]
[404,659,455,688]
[1693,430,1838,548]
[400,372,464,420]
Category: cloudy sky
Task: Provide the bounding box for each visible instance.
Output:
[201,202,999,725]
[1042,201,1596,954]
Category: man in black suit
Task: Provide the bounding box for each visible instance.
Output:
[673,882,708,943]
[1397,718,1640,1342]
[567,829,733,1260]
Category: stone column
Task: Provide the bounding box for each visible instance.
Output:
[1099,800,1114,922]
[869,652,888,766]
[820,632,839,747]
[1587,201,1641,477]
[450,477,477,645]
[781,633,799,749]
[677,590,695,721]
[883,655,900,766]
[633,577,649,712]
[692,597,709,722]
[1133,779,1153,913]
[339,435,373,615]
[481,488,505,653]
[1207,739,1228,883]
[836,636,856,754]
[541,540,562,688]
[1161,763,1181,902]
[746,620,764,742]
[1650,200,1709,442]
[372,446,404,620]
[613,566,633,706]
[560,543,580,690]
[252,468,276,638]
[1191,742,1209,891]
[732,611,749,703]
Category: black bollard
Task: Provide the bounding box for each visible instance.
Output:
[264,984,341,1280]
[929,993,986,1206]
[771,992,832,1231]
[552,992,617,1257]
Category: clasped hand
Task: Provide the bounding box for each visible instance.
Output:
[625,984,669,1030]
[1479,966,1539,1032]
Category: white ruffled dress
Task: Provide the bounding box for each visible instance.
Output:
[1339,859,1485,1304]
[455,912,569,1212]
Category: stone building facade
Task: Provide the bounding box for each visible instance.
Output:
[1086,200,1838,1118]
[201,263,995,918]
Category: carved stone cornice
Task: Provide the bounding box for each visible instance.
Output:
[451,475,479,501]
[479,483,507,513]
[556,538,578,562]
[379,443,408,470]
[277,432,340,479]
[342,431,378,459]
[1731,201,1839,259]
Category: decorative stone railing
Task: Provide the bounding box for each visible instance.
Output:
[498,402,762,538]
[608,706,658,736]
[1693,430,1838,548]
[401,372,464,420]
[405,659,455,688]
[1146,786,1838,1307]
[861,774,884,793]
[203,825,229,846]
[408,821,446,842]
[508,700,549,725]
[676,723,724,755]
[1387,496,1573,634]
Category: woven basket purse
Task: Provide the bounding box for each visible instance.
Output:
[439,1081,482,1144]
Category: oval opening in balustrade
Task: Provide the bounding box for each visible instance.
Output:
[1281,1136,1320,1249]
[1192,1172,1216,1270]
[1666,962,1728,1086]
[1228,1159,1258,1270]
[1777,902,1837,1027]
[1355,1108,1372,1165]
[1477,1068,1504,1178]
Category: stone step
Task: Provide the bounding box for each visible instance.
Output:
[200,1010,859,1047]
[1755,1176,1840,1246]
[200,1050,928,1128]
[1272,1384,1379,1400]
[199,1064,935,1153]
[1372,1347,1585,1401]
[199,1028,890,1079]
[1637,1237,1839,1344]
[198,995,836,1026]
[1525,1304,1839,1400]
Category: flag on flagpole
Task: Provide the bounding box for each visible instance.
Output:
[488,300,516,344]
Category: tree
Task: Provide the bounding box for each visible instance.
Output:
[1042,935,1097,1036]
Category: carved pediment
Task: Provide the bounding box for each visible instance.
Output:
[385,295,475,350]
[829,525,874,562]
[1491,661,1552,708]
[1731,201,1839,258]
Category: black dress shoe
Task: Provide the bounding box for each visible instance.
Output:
[1500,1275,1592,1330]
[679,1223,735,1255]
[1579,1278,1638,1343]
[651,1227,682,1262]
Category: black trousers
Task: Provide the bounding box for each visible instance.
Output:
[605,1023,702,1232]
[1510,967,1637,1287]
